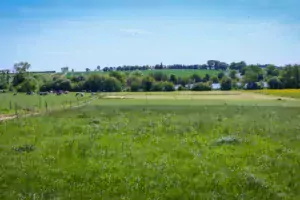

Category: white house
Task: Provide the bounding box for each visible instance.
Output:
[212,83,221,90]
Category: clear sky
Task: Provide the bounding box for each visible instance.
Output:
[1,0,300,71]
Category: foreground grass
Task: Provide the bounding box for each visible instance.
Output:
[0,100,300,199]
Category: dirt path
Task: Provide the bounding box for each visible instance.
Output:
[0,113,40,121]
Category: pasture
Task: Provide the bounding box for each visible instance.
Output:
[0,92,300,199]
[0,92,93,116]
[66,69,220,78]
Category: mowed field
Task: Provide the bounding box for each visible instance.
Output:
[66,69,220,78]
[1,91,300,199]
[253,89,300,99]
[103,91,298,106]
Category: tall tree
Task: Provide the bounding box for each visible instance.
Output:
[266,65,279,76]
[6,70,10,84]
[243,65,264,83]
[218,72,225,80]
[169,74,178,84]
[150,71,168,82]
[12,62,31,86]
[268,77,283,89]
[190,73,202,83]
[14,62,31,73]
[142,76,154,91]
[203,74,210,82]
[109,71,125,84]
[229,70,237,79]
[0,70,8,89]
[210,76,219,83]
[230,61,247,73]
[220,77,232,90]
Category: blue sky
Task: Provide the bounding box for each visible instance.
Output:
[1,0,300,71]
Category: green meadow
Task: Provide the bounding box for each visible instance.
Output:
[0,92,300,199]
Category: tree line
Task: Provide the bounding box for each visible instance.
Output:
[101,61,229,72]
[64,60,273,73]
[1,61,300,93]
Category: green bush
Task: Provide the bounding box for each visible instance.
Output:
[150,82,175,92]
[71,82,85,92]
[56,79,72,91]
[84,74,107,92]
[151,82,164,91]
[178,85,185,91]
[130,81,142,92]
[169,74,178,84]
[130,70,143,77]
[245,82,263,90]
[220,77,232,90]
[163,82,175,91]
[142,76,155,92]
[210,76,219,83]
[191,83,212,91]
[103,77,122,92]
[268,77,283,89]
[16,77,38,92]
[150,72,168,82]
[109,71,125,84]
[0,82,8,90]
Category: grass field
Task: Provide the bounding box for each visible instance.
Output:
[103,91,297,103]
[254,89,300,99]
[1,92,300,199]
[0,93,93,116]
[66,69,220,78]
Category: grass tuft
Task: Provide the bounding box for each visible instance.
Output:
[12,144,35,153]
[214,136,242,145]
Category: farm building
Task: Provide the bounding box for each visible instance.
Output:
[212,83,221,90]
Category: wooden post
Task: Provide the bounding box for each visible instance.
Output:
[14,103,18,118]
[45,101,48,112]
[39,97,41,109]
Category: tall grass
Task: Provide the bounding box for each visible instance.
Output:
[0,102,300,199]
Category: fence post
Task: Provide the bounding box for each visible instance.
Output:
[39,97,41,109]
[14,103,18,118]
[45,101,48,112]
[9,101,12,110]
